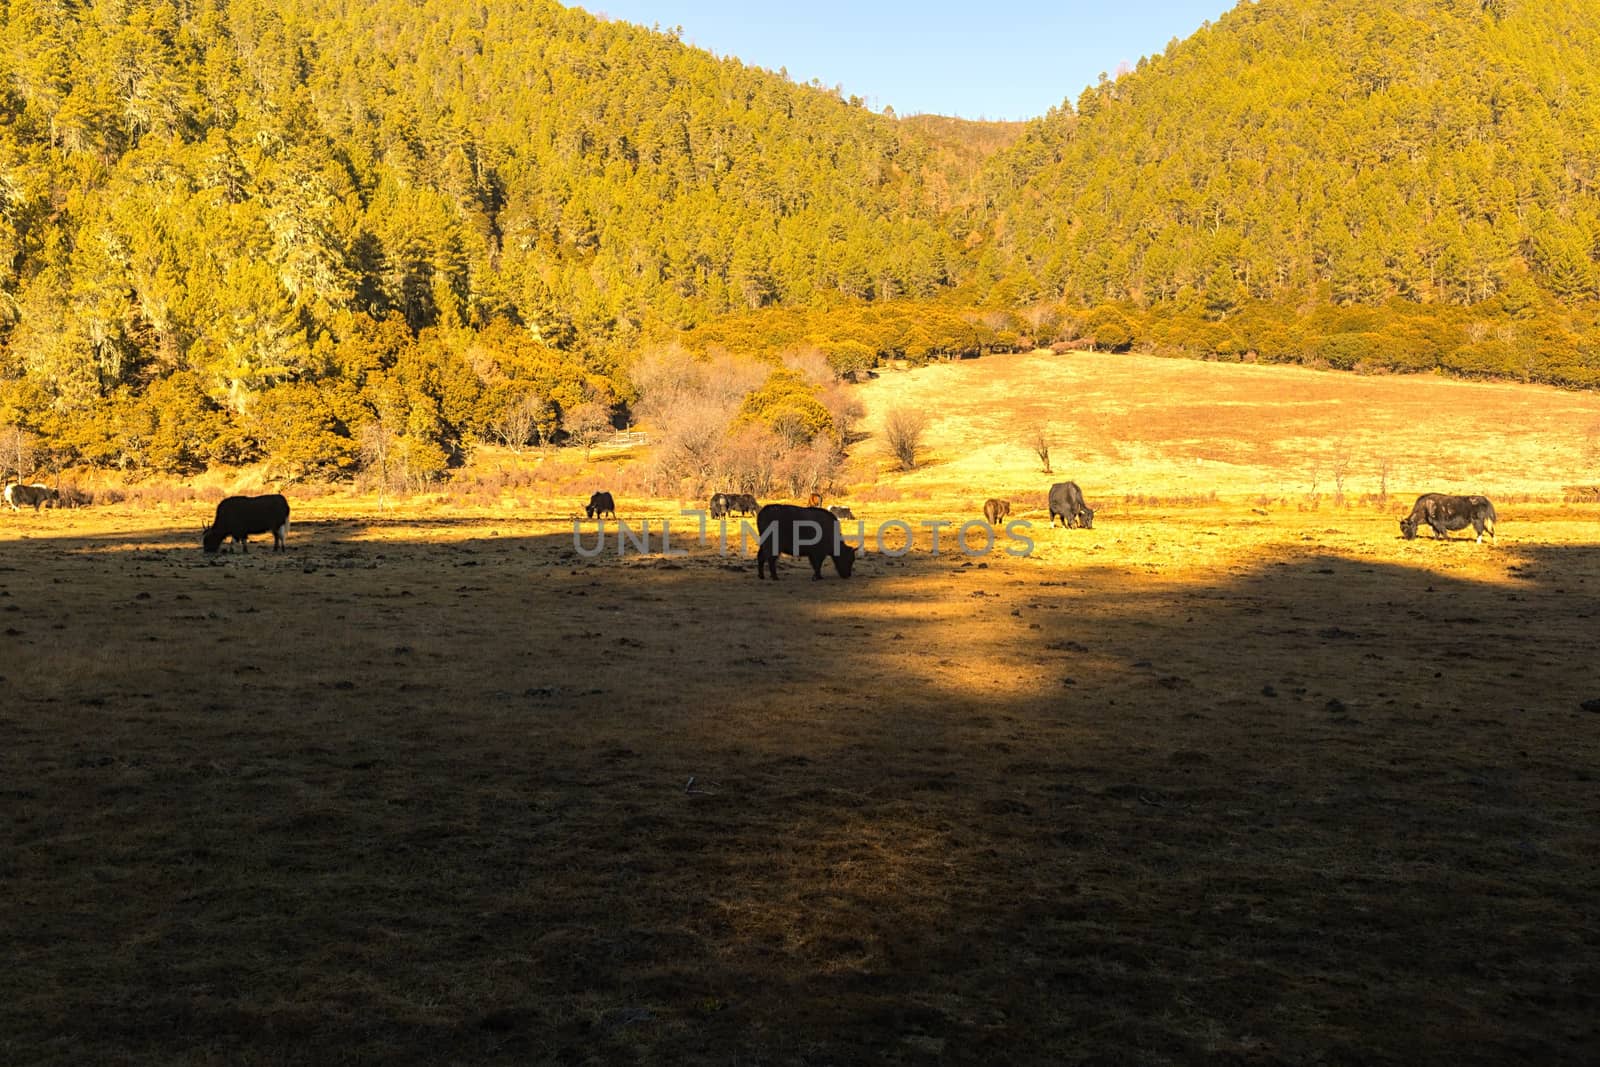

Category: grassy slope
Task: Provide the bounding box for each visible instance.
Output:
[850,350,1600,506]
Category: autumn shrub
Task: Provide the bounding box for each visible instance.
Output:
[144,373,244,474]
[1084,305,1136,351]
[399,403,452,487]
[1315,332,1372,371]
[1242,322,1307,364]
[248,381,360,481]
[61,388,157,471]
[1441,339,1518,377]
[883,407,928,470]
[737,368,834,445]
[819,339,876,380]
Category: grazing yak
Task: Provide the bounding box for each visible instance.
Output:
[756,503,856,580]
[203,494,290,553]
[1399,493,1497,543]
[1048,481,1095,529]
[709,492,758,519]
[4,483,58,511]
[829,505,856,521]
[585,491,616,519]
[983,498,1011,525]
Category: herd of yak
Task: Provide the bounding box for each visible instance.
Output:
[4,480,1498,575]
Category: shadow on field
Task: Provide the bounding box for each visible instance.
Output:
[2,522,1598,1065]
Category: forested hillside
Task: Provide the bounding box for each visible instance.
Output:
[0,0,989,478]
[980,0,1600,383]
[6,0,1600,483]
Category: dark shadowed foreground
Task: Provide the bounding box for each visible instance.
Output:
[2,508,1598,1065]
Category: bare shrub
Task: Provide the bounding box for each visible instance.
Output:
[775,437,842,498]
[780,345,832,386]
[630,345,699,412]
[648,396,732,495]
[491,393,550,453]
[358,420,402,507]
[883,408,928,471]
[717,425,781,495]
[446,462,541,506]
[565,401,614,458]
[704,351,770,406]
[55,484,93,508]
[1027,421,1052,473]
[113,482,209,508]
[632,344,766,419]
[633,345,782,497]
[1331,446,1351,508]
[0,424,38,482]
[819,383,865,444]
[854,483,903,504]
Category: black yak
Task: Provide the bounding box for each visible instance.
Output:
[203,494,290,553]
[755,504,856,580]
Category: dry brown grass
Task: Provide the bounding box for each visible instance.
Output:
[853,349,1600,509]
[3,355,1600,1064]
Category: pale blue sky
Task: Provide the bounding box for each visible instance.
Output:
[581,1,1234,120]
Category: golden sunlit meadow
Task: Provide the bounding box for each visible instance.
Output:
[3,353,1599,1065]
[852,349,1600,505]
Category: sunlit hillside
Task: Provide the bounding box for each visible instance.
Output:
[988,0,1600,313]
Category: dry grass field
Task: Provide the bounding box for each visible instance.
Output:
[853,348,1600,505]
[4,352,1600,1065]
